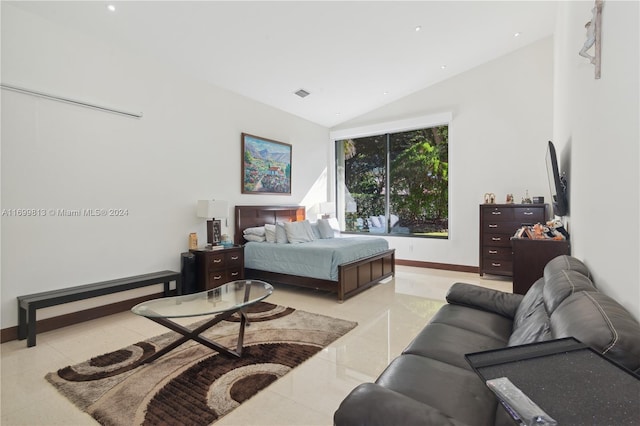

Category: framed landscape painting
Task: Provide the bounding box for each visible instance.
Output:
[242,133,292,194]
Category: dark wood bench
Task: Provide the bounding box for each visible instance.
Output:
[17,270,181,347]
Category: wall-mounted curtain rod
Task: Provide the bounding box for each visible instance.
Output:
[1,83,143,119]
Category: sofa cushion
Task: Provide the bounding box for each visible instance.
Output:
[403,322,507,370]
[544,255,592,280]
[334,383,471,426]
[446,282,524,319]
[543,269,597,313]
[429,304,513,342]
[508,302,551,346]
[512,278,546,330]
[551,291,640,373]
[376,354,498,426]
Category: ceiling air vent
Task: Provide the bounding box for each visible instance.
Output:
[294,89,310,98]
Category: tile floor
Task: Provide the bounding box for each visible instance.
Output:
[0,266,511,426]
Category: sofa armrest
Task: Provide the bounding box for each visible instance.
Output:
[334,383,470,426]
[446,282,523,319]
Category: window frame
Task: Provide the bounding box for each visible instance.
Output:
[330,112,452,238]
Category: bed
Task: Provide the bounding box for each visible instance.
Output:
[234,205,395,301]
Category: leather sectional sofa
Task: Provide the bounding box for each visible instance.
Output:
[334,255,640,425]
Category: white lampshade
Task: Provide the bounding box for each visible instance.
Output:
[197,200,228,219]
[319,201,335,214]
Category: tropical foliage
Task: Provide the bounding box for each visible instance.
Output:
[340,126,448,236]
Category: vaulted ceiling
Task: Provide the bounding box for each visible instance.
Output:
[9,1,558,127]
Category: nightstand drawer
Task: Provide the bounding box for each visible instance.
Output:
[207,253,227,270]
[228,268,243,281]
[226,252,243,268]
[191,245,245,292]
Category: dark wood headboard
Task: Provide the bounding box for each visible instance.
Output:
[234,205,306,245]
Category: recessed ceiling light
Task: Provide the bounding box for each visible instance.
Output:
[107,4,116,12]
[514,32,521,37]
[440,65,447,70]
[415,26,422,32]
[383,91,389,95]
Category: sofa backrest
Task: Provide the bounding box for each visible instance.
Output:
[510,261,598,346]
[551,291,640,373]
[509,255,640,373]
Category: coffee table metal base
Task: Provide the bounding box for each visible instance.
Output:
[142,308,248,364]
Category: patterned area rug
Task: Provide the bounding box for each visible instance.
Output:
[46,302,357,425]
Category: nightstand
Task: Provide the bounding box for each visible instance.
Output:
[190,245,244,291]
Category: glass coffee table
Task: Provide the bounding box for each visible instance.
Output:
[131,279,273,363]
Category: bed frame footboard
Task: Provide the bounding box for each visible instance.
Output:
[245,249,395,302]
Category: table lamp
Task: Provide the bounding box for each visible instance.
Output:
[197,200,228,246]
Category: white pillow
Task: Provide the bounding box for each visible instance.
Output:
[309,222,322,239]
[390,214,399,228]
[265,224,276,243]
[284,220,316,244]
[317,219,334,239]
[276,222,289,244]
[244,234,265,242]
[243,226,266,236]
[370,216,381,228]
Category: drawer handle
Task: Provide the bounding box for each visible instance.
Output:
[213,275,223,280]
[213,259,222,263]
[491,211,502,215]
[492,263,502,267]
[489,250,498,254]
[231,271,239,277]
[523,212,533,215]
[491,237,502,241]
[230,256,239,260]
[488,224,498,228]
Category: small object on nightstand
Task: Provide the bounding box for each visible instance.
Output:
[189,233,198,250]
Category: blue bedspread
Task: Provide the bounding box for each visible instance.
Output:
[244,237,390,281]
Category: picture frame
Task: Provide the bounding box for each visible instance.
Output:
[242,133,292,195]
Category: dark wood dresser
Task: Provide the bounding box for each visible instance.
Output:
[511,238,571,294]
[191,246,244,291]
[479,204,547,277]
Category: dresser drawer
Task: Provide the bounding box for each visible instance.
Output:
[484,221,520,234]
[514,206,546,223]
[483,233,512,247]
[483,246,512,260]
[482,206,515,221]
[483,259,513,275]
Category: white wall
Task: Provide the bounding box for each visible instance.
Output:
[332,38,554,268]
[0,5,329,328]
[553,1,639,319]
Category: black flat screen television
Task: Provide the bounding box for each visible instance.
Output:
[546,141,568,216]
